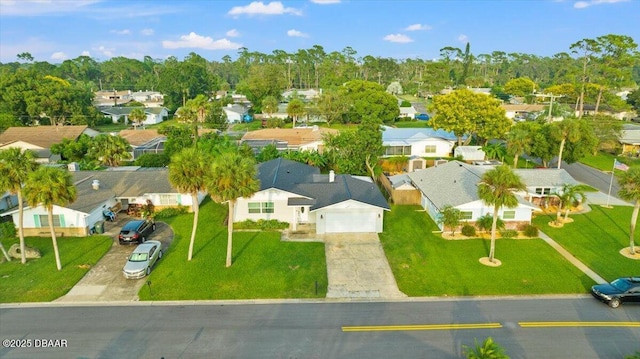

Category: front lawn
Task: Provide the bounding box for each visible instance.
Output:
[533,205,640,282]
[0,235,112,303]
[138,198,327,300]
[379,206,594,296]
[579,151,640,172]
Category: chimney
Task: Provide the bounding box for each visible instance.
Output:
[92,180,100,190]
[329,170,335,183]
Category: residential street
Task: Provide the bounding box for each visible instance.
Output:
[562,162,623,199]
[1,298,638,359]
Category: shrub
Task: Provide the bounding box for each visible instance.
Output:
[476,214,505,233]
[521,224,539,238]
[154,206,190,218]
[0,221,17,239]
[135,153,170,167]
[234,219,289,231]
[500,229,518,238]
[461,224,476,237]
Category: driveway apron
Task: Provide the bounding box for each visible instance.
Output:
[55,219,173,303]
[323,233,406,299]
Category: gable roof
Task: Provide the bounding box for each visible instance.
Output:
[69,169,178,213]
[241,127,338,147]
[382,126,458,143]
[620,123,640,145]
[118,129,165,147]
[257,158,389,210]
[0,125,89,149]
[99,106,167,116]
[502,104,545,112]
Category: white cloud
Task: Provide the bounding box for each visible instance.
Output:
[383,34,413,43]
[226,29,240,37]
[287,29,308,37]
[0,0,100,16]
[94,45,114,58]
[310,0,341,4]
[111,29,131,35]
[81,50,91,57]
[405,23,432,31]
[228,1,302,16]
[458,34,469,43]
[141,28,154,36]
[162,32,242,50]
[50,51,67,61]
[574,0,629,8]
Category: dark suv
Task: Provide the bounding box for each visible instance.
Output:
[118,219,156,245]
[591,277,640,308]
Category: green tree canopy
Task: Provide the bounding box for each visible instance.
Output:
[504,77,536,97]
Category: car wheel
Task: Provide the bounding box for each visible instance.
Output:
[609,298,621,308]
[146,267,151,276]
[158,250,163,259]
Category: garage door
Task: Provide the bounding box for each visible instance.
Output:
[325,212,377,233]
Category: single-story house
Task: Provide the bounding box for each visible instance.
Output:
[240,126,338,154]
[223,104,250,123]
[382,126,457,158]
[235,158,390,234]
[619,123,640,155]
[0,125,99,163]
[282,89,320,102]
[118,129,167,160]
[454,146,486,161]
[129,91,164,107]
[399,105,417,119]
[99,107,169,126]
[501,104,544,120]
[94,90,133,107]
[5,169,205,237]
[406,161,579,232]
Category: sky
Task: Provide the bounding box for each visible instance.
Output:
[0,0,638,64]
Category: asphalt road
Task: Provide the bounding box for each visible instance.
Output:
[1,298,638,359]
[562,161,622,198]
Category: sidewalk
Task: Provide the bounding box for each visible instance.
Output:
[538,230,607,284]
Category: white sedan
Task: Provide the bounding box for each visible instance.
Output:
[122,240,163,279]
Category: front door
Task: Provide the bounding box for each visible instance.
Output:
[297,206,309,223]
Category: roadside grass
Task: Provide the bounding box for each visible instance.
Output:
[379,206,594,296]
[138,198,327,300]
[393,120,432,128]
[533,205,640,282]
[579,151,640,172]
[0,236,112,303]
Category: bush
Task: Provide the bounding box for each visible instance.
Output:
[500,229,518,238]
[234,219,289,231]
[154,206,190,218]
[461,224,476,237]
[521,224,539,238]
[135,153,170,167]
[0,221,16,239]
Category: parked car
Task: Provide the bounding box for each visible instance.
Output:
[591,277,640,308]
[122,240,163,279]
[118,219,156,245]
[415,113,430,121]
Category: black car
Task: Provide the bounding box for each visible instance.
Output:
[118,219,156,245]
[591,277,640,308]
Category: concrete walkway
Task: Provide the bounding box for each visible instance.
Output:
[538,231,607,284]
[322,233,406,299]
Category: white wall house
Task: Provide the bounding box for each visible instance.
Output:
[382,127,457,158]
[99,107,169,125]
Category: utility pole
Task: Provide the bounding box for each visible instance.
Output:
[534,92,564,122]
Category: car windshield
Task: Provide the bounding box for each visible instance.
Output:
[129,253,148,262]
[611,279,631,292]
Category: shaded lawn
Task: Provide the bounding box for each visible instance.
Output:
[533,205,640,282]
[0,235,112,303]
[138,199,327,300]
[379,206,594,297]
[579,151,640,172]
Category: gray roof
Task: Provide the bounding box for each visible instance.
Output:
[620,124,640,144]
[70,169,178,213]
[257,158,389,210]
[99,106,167,116]
[513,168,581,188]
[388,173,413,189]
[382,126,458,143]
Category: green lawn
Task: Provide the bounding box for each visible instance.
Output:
[579,151,640,172]
[0,235,112,303]
[533,205,640,282]
[138,198,327,300]
[379,206,594,296]
[393,120,432,128]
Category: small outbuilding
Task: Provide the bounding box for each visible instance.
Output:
[454,146,485,161]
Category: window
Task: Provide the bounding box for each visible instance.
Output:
[424,145,437,154]
[384,146,412,156]
[502,210,516,219]
[37,215,61,227]
[460,211,473,220]
[248,202,274,214]
[159,195,177,205]
[535,188,551,195]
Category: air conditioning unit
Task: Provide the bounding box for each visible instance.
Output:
[67,162,79,171]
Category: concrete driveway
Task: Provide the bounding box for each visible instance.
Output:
[55,216,173,303]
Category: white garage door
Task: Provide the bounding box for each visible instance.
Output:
[325,211,377,233]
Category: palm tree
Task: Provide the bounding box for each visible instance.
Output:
[168,147,211,261]
[617,167,640,255]
[23,167,76,270]
[206,150,260,267]
[482,142,507,162]
[287,98,306,128]
[553,183,588,225]
[129,108,147,129]
[0,148,39,264]
[477,165,526,263]
[87,134,132,166]
[506,125,532,169]
[463,337,510,359]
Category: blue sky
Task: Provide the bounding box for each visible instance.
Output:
[0,0,638,64]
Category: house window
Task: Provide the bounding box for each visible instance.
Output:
[535,188,551,195]
[502,210,516,220]
[460,211,473,220]
[424,145,437,154]
[384,146,412,156]
[37,215,61,228]
[159,195,177,205]
[248,202,274,214]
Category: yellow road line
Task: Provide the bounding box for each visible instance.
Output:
[519,322,640,328]
[342,323,502,332]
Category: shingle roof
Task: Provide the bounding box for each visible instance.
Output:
[119,129,165,147]
[257,158,389,210]
[69,169,178,213]
[381,127,458,143]
[241,127,338,147]
[0,125,89,149]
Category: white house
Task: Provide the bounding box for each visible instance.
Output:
[382,127,457,158]
[234,158,390,234]
[223,104,249,123]
[6,169,205,237]
[399,105,417,119]
[99,107,169,125]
